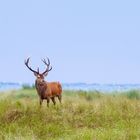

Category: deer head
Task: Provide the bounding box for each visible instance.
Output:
[24,57,52,81]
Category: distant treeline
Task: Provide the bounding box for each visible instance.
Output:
[22,84,35,89]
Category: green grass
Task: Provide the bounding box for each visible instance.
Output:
[0,89,140,140]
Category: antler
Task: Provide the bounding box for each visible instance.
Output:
[42,57,52,75]
[24,57,39,74]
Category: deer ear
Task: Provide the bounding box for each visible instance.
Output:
[34,72,38,76]
[43,72,48,77]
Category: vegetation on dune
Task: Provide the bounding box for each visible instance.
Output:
[0,89,140,140]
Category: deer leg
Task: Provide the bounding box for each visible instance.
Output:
[57,94,62,104]
[46,98,50,107]
[40,99,43,106]
[51,97,56,106]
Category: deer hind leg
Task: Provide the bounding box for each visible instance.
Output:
[57,94,62,104]
[51,97,56,106]
[46,98,50,107]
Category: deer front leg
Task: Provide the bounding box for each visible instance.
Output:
[40,98,43,106]
[46,98,50,107]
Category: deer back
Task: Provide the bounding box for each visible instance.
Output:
[47,82,62,96]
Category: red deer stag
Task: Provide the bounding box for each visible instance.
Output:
[24,57,62,107]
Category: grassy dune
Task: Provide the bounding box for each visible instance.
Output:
[0,89,140,140]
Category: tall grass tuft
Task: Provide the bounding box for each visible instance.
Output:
[122,90,140,100]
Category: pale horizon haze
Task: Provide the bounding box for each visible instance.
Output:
[0,0,140,84]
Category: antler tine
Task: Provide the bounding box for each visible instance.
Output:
[24,57,39,74]
[42,57,50,66]
[24,57,30,65]
[42,57,52,75]
[37,67,40,73]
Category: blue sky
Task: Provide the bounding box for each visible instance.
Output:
[0,0,140,84]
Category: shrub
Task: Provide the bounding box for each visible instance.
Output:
[124,90,140,100]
